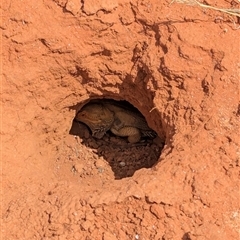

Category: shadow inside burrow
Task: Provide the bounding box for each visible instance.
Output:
[69,99,164,179]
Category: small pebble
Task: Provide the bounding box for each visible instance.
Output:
[119,161,126,167]
[95,158,106,168]
[72,163,84,173]
[135,234,140,239]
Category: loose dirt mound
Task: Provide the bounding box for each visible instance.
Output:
[2,0,239,239]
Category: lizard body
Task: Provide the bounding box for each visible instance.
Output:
[75,101,156,143]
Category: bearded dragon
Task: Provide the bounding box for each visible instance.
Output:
[75,101,157,143]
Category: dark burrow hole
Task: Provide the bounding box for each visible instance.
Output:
[69,99,164,179]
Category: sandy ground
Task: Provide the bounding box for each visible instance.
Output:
[1,0,240,239]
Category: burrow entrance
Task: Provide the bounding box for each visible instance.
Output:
[70,99,165,179]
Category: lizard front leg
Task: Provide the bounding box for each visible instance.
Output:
[91,126,107,139]
[110,126,141,143]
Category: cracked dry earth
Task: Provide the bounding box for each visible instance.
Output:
[1,0,240,239]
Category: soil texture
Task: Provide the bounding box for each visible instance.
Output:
[2,0,240,239]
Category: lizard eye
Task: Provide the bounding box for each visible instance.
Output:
[77,111,86,119]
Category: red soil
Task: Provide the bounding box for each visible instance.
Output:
[2,0,240,239]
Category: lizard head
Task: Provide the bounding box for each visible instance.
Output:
[75,103,114,132]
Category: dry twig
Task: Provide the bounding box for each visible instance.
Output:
[170,0,240,17]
